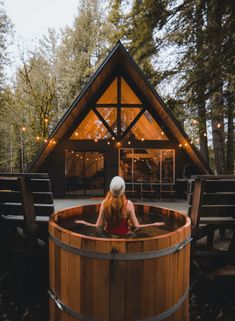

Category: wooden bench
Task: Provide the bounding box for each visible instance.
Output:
[0,173,54,252]
[188,175,235,247]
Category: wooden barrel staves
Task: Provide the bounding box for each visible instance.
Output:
[49,204,191,321]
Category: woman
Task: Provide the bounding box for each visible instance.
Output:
[75,176,165,235]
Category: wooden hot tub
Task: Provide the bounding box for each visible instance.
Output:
[49,203,191,321]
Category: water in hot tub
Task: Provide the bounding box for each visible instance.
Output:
[62,211,183,238]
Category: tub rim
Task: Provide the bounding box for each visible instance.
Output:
[49,203,191,243]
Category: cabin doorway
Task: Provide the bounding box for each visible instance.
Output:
[65,150,105,196]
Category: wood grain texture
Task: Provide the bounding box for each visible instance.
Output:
[49,204,190,321]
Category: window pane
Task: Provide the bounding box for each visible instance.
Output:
[65,151,104,195]
[97,78,117,104]
[96,108,117,134]
[133,149,161,183]
[121,108,141,133]
[125,110,168,140]
[161,150,175,183]
[70,110,112,140]
[119,149,174,185]
[121,78,141,104]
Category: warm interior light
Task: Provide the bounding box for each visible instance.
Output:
[107,141,110,145]
[184,143,188,147]
[217,123,221,128]
[179,143,182,147]
[94,138,98,142]
[44,139,48,143]
[128,141,131,145]
[112,136,115,140]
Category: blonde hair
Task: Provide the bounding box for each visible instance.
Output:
[103,191,127,229]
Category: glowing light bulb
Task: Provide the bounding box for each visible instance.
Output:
[217,123,221,129]
[179,144,182,148]
[22,126,26,132]
[107,141,110,145]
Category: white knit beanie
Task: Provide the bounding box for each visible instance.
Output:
[110,176,125,197]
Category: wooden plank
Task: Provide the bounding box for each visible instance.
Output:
[204,180,235,193]
[0,191,22,203]
[33,192,54,204]
[35,204,55,216]
[143,239,156,317]
[0,203,24,216]
[68,234,81,319]
[93,240,110,320]
[109,240,127,321]
[199,205,235,217]
[20,177,38,234]
[188,179,204,232]
[60,231,69,321]
[30,178,52,192]
[154,238,170,316]
[80,237,96,318]
[0,178,20,191]
[201,192,235,205]
[126,241,144,320]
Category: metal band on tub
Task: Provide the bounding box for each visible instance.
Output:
[48,287,189,321]
[49,232,192,261]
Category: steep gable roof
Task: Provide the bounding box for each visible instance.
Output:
[28,41,211,174]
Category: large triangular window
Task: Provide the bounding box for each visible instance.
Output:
[70,76,169,141]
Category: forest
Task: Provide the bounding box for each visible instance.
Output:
[0,0,234,174]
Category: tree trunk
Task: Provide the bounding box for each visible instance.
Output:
[195,0,209,163]
[226,90,235,174]
[207,0,226,174]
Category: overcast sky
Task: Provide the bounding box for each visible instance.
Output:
[4,0,79,40]
[4,0,80,75]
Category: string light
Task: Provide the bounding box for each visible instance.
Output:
[217,123,221,128]
[94,138,98,142]
[128,141,131,145]
[179,144,182,148]
[21,126,26,132]
[184,143,188,147]
[36,136,40,141]
[203,132,207,137]
[107,141,110,145]
[75,132,78,136]
[117,142,121,147]
[141,137,144,141]
[192,119,197,125]
[112,136,115,140]
[44,139,48,143]
[44,117,48,123]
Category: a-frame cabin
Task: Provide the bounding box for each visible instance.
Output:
[28,41,211,198]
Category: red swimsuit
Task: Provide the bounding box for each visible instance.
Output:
[106,201,129,235]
